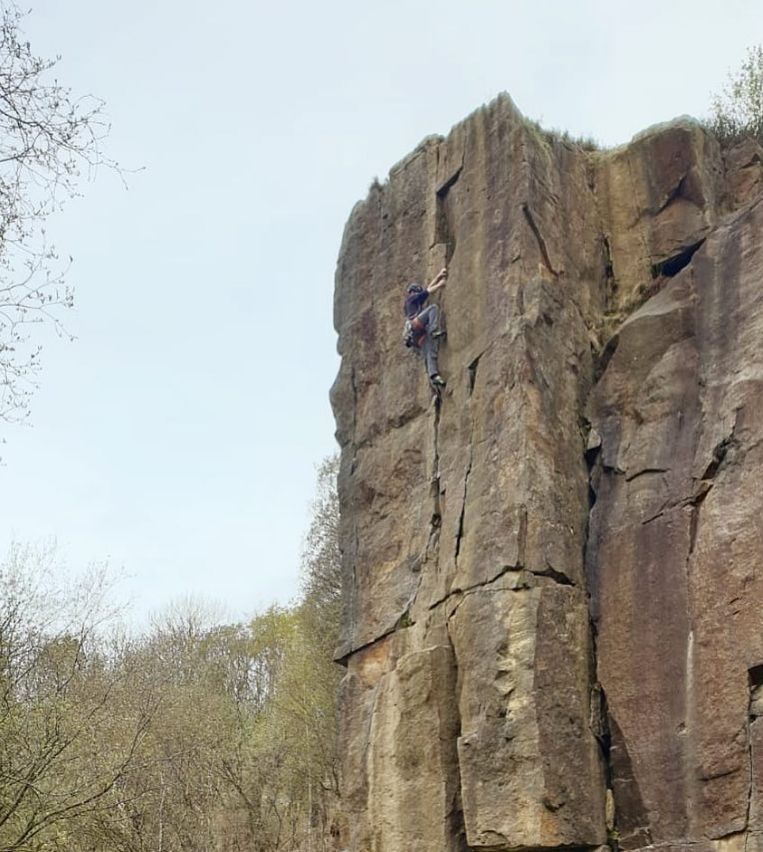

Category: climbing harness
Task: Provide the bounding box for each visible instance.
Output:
[403,314,426,348]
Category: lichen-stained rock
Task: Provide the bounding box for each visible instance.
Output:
[724,137,763,211]
[448,581,605,849]
[333,93,608,851]
[595,118,723,312]
[367,642,462,852]
[588,194,763,848]
[337,627,463,852]
[332,90,763,852]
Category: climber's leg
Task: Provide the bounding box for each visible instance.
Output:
[421,334,441,380]
[417,304,440,334]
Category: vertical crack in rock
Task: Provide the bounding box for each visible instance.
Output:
[593,334,619,384]
[435,158,462,264]
[350,366,358,447]
[745,664,763,851]
[584,404,620,846]
[444,616,468,852]
[521,202,559,278]
[428,394,443,558]
[602,235,617,313]
[467,355,480,396]
[455,348,478,566]
[591,683,618,850]
[517,503,528,569]
[453,448,472,564]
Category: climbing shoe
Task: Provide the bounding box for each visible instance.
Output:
[431,374,446,387]
[432,330,447,339]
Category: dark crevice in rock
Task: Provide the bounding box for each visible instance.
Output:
[651,238,705,279]
[456,353,479,567]
[602,234,617,313]
[625,467,669,483]
[454,446,474,564]
[433,560,580,618]
[335,621,396,667]
[522,202,560,278]
[594,333,619,382]
[702,766,747,783]
[590,684,619,851]
[688,492,708,557]
[467,355,480,396]
[584,412,624,849]
[603,235,614,281]
[584,425,602,464]
[517,504,528,569]
[334,513,362,667]
[436,164,463,199]
[701,430,737,480]
[606,715,653,850]
[744,665,763,840]
[689,424,739,553]
[531,566,575,587]
[436,163,461,265]
[430,564,530,614]
[394,607,414,631]
[424,385,443,568]
[442,609,469,851]
[584,422,602,524]
[485,844,601,852]
[656,173,689,215]
[749,664,763,697]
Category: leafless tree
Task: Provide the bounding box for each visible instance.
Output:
[0,2,117,425]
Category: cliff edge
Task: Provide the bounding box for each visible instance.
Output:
[330,93,763,852]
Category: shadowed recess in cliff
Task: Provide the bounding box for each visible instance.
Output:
[651,238,706,278]
[435,164,461,265]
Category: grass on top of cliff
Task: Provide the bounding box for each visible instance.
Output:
[526,118,603,152]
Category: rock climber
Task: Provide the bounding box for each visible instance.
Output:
[403,267,448,387]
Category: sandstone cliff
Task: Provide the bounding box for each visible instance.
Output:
[330,93,763,852]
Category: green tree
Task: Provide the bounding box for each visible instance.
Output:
[0,454,345,851]
[708,44,763,145]
[0,544,155,852]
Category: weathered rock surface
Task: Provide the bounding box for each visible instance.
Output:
[331,94,763,851]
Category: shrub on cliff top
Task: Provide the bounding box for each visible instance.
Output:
[708,45,763,145]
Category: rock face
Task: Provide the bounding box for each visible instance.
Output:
[331,94,763,852]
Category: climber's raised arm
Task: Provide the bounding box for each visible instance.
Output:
[426,267,448,295]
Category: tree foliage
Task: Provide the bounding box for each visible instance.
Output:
[708,44,763,145]
[0,544,156,852]
[0,455,344,852]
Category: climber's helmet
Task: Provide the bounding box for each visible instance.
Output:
[406,283,424,295]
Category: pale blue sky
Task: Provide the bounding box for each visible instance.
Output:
[0,0,759,622]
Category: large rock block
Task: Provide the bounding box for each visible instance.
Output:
[595,118,723,313]
[449,582,605,849]
[332,92,763,852]
[588,194,763,847]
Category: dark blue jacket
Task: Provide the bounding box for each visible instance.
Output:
[404,289,428,319]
